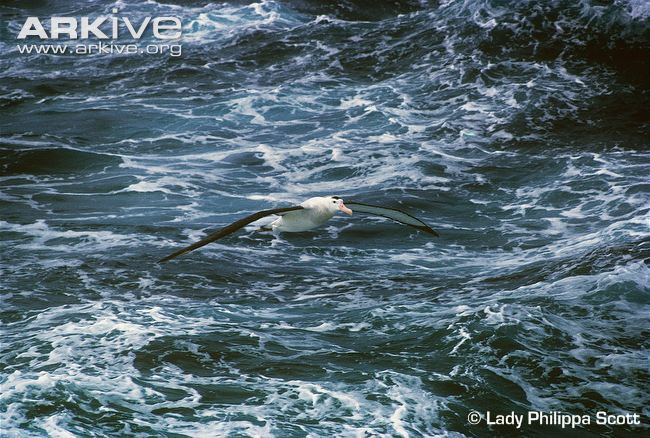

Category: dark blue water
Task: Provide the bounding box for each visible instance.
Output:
[1,0,649,436]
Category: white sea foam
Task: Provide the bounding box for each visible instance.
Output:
[0,220,147,251]
[2,0,648,435]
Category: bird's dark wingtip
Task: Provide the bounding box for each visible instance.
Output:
[157,248,189,264]
[421,226,439,237]
[157,256,172,264]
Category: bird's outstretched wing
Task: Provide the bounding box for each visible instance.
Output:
[158,206,304,263]
[346,201,439,236]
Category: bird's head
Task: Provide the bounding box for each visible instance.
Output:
[327,196,352,215]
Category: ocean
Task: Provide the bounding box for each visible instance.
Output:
[1,0,649,436]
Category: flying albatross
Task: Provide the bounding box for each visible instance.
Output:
[158,196,438,263]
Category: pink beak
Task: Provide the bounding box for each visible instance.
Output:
[339,202,353,215]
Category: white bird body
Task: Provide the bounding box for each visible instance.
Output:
[269,196,344,232]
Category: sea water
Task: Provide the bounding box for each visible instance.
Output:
[1,0,648,436]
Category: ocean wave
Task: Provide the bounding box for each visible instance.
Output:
[1,0,648,435]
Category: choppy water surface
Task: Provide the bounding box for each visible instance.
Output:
[1,0,649,436]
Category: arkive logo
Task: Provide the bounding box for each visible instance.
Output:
[17,8,182,40]
[15,8,183,57]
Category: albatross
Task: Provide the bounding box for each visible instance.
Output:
[158,196,438,263]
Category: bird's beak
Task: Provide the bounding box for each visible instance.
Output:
[339,202,353,215]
